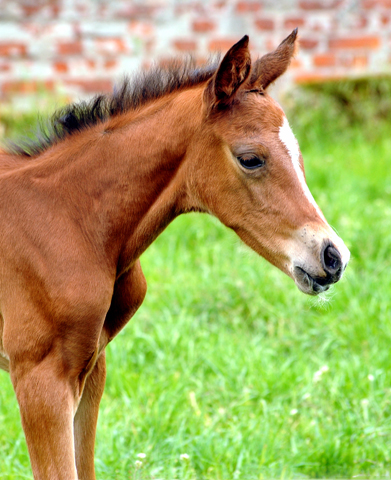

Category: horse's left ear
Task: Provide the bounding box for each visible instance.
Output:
[250,28,298,90]
[205,35,251,110]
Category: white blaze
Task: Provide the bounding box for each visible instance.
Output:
[279,117,350,268]
[278,117,324,219]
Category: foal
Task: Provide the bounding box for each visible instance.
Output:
[0,30,349,479]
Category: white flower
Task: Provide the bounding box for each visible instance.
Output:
[368,374,375,382]
[137,453,146,459]
[313,371,322,382]
[135,460,143,468]
[313,365,329,383]
[290,408,299,415]
[361,398,369,406]
[180,453,190,461]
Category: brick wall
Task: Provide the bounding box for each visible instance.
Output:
[0,0,390,103]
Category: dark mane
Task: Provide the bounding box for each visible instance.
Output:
[8,57,219,157]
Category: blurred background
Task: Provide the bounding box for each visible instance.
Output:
[0,0,390,107]
[1,1,391,480]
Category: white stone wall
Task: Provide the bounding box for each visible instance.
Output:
[0,0,390,103]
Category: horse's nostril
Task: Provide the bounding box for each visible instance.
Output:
[322,244,342,276]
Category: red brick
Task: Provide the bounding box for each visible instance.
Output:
[58,41,82,55]
[236,1,262,13]
[192,19,215,33]
[51,3,60,17]
[254,18,275,30]
[329,36,381,49]
[284,17,305,29]
[95,38,127,55]
[68,79,113,93]
[299,38,319,49]
[294,72,341,83]
[363,0,391,7]
[127,5,156,17]
[173,39,197,52]
[353,56,368,68]
[313,53,336,67]
[113,4,155,18]
[21,22,40,36]
[44,80,55,91]
[75,4,88,15]
[299,1,341,9]
[294,73,324,83]
[0,43,27,57]
[98,4,109,17]
[290,58,303,69]
[127,20,154,36]
[355,15,368,28]
[2,81,35,95]
[0,63,11,72]
[209,38,239,52]
[86,59,96,69]
[2,80,54,95]
[339,55,368,68]
[21,4,42,16]
[53,61,68,74]
[104,59,118,69]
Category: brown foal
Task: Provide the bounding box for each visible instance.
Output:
[0,30,349,479]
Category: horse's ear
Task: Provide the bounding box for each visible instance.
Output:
[250,28,298,90]
[205,35,251,110]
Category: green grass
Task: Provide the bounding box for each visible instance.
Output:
[1,80,391,478]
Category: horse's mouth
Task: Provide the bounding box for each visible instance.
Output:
[293,266,332,296]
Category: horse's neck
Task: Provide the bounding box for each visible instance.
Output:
[41,88,203,273]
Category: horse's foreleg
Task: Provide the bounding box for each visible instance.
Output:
[73,260,147,479]
[10,354,79,480]
[6,295,110,479]
[74,351,106,480]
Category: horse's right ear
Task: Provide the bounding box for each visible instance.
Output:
[204,35,251,111]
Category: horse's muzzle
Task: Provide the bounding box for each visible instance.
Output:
[293,242,348,296]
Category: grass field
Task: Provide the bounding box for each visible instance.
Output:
[1,80,391,479]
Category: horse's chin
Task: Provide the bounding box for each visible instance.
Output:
[293,266,331,296]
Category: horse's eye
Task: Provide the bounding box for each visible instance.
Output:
[238,155,265,170]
